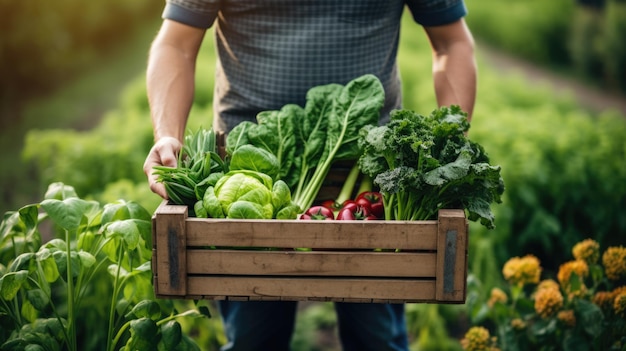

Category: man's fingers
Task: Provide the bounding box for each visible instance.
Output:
[144,137,183,199]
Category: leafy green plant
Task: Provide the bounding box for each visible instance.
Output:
[465,238,626,351]
[358,105,504,228]
[226,74,385,211]
[0,182,208,351]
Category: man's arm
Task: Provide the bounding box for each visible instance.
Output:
[423,19,476,120]
[143,19,206,199]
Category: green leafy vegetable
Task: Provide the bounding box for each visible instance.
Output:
[153,128,227,208]
[198,155,301,220]
[227,74,385,211]
[358,105,505,228]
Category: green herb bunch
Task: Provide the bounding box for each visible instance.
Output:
[153,128,227,208]
[358,105,504,228]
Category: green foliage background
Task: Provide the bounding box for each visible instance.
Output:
[466,0,626,92]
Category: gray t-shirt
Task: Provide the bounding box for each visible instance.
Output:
[163,0,467,132]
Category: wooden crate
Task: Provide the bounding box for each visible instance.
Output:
[152,201,468,304]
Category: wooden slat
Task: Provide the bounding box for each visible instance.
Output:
[187,250,437,277]
[153,202,188,296]
[435,209,467,302]
[185,219,438,250]
[186,276,437,302]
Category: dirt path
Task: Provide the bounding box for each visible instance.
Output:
[479,44,626,115]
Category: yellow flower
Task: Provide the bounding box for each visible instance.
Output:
[593,291,616,311]
[557,309,576,327]
[461,326,500,351]
[510,318,526,330]
[534,286,563,318]
[594,286,626,312]
[614,292,626,317]
[557,260,589,297]
[502,255,542,286]
[537,279,560,292]
[572,239,600,264]
[602,246,626,281]
[487,287,508,308]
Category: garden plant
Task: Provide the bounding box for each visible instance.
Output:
[0,183,217,351]
[463,239,626,351]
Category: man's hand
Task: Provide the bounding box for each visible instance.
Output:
[143,136,183,199]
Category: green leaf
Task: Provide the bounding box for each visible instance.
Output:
[108,264,129,279]
[26,289,49,311]
[77,230,97,251]
[40,198,93,231]
[562,331,591,351]
[21,299,37,323]
[43,182,78,200]
[37,252,59,283]
[127,300,162,320]
[128,317,159,351]
[530,317,557,338]
[18,204,40,234]
[9,253,34,272]
[123,272,154,303]
[229,144,281,181]
[24,344,45,351]
[160,320,182,349]
[105,219,140,250]
[0,270,29,300]
[77,251,96,268]
[576,299,604,337]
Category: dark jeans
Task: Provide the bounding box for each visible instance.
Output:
[218,300,409,351]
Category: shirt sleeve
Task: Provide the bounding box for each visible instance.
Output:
[405,0,467,26]
[162,0,220,29]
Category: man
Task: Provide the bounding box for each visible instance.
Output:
[144,1,476,350]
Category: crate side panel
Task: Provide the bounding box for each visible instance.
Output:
[187,250,437,277]
[435,209,467,302]
[154,202,188,296]
[185,219,438,250]
[187,276,436,301]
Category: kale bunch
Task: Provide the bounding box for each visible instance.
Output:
[358,105,505,229]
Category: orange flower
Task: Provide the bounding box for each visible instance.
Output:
[557,260,589,297]
[572,239,600,264]
[594,286,626,312]
[461,326,500,351]
[557,310,576,327]
[614,292,626,317]
[502,255,542,286]
[534,286,563,318]
[593,291,616,311]
[537,279,560,292]
[510,318,526,330]
[487,287,508,308]
[602,246,626,281]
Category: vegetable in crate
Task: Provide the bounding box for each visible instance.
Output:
[152,128,226,208]
[358,105,505,228]
[226,74,385,211]
[196,144,301,219]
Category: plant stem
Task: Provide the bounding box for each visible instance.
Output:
[65,230,77,351]
[106,245,125,351]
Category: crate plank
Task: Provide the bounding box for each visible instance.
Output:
[187,250,436,277]
[186,276,436,302]
[185,219,438,250]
